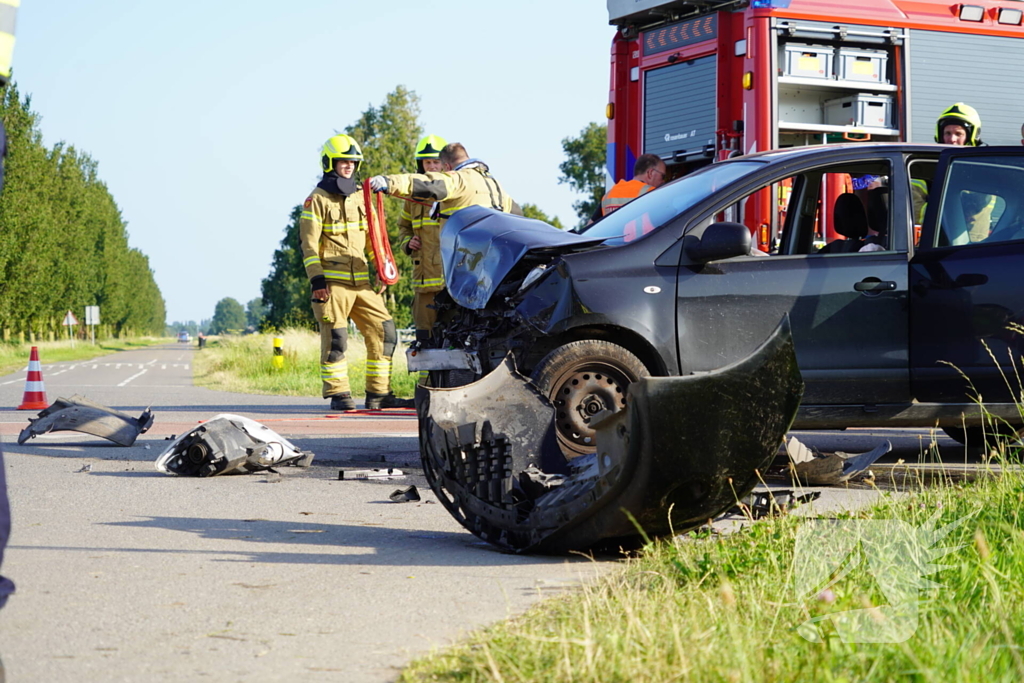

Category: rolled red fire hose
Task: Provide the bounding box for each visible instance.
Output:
[363,179,400,286]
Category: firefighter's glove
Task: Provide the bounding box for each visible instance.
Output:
[369,176,389,194]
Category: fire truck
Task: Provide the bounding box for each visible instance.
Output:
[605,0,1024,248]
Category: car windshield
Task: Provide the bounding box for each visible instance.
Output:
[578,160,764,243]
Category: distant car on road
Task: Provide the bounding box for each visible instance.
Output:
[177,331,191,344]
[418,144,1024,453]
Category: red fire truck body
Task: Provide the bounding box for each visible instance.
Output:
[606,0,1024,247]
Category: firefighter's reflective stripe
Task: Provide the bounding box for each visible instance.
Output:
[365,358,391,378]
[418,277,444,288]
[323,220,367,233]
[323,269,370,283]
[320,360,347,380]
[301,210,368,233]
[601,179,654,216]
[303,255,320,269]
[0,0,17,83]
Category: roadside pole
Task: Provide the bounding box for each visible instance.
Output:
[85,306,100,345]
[61,310,79,348]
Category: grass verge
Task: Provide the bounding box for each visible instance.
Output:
[401,455,1024,682]
[0,337,168,376]
[192,328,416,398]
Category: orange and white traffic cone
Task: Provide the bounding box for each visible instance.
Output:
[17,346,49,410]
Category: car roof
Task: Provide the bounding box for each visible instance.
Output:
[725,142,944,163]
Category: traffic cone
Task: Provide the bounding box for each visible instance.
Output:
[17,346,49,410]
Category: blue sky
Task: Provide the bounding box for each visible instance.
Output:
[13,1,613,323]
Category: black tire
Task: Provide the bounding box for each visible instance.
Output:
[531,340,650,459]
[942,423,1023,449]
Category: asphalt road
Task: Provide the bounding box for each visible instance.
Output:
[0,344,608,682]
[0,343,983,681]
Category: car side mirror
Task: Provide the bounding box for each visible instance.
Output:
[684,222,752,263]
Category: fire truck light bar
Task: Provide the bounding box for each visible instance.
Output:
[998,7,1023,24]
[958,5,985,21]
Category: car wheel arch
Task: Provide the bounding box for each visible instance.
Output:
[554,325,669,378]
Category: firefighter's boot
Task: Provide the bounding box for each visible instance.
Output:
[329,392,356,411]
[365,392,414,409]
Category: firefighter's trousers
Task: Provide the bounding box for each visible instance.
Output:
[311,282,396,398]
[412,290,439,334]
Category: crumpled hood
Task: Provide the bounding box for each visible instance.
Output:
[441,206,605,310]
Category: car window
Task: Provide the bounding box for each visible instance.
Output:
[696,159,894,256]
[580,161,764,244]
[933,156,1024,247]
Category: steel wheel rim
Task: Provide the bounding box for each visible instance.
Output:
[549,361,634,458]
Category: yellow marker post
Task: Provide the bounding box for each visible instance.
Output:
[272,337,284,369]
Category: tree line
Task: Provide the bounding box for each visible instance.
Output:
[0,83,166,340]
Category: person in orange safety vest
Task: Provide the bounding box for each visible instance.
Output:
[599,154,667,218]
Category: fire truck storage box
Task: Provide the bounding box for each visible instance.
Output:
[824,93,893,128]
[780,44,834,79]
[835,47,889,84]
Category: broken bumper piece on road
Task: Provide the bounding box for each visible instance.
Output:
[17,395,154,447]
[417,317,804,554]
[155,414,314,477]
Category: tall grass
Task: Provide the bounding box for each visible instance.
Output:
[0,337,167,375]
[193,328,416,398]
[401,456,1024,682]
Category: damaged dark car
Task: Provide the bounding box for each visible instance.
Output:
[413,144,1024,452]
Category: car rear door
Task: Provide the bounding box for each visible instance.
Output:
[675,152,912,405]
[910,147,1024,404]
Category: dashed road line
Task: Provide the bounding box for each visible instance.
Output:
[117,369,148,387]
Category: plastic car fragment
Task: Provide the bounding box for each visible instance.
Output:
[17,395,154,447]
[155,414,313,477]
[786,436,891,486]
[417,316,804,554]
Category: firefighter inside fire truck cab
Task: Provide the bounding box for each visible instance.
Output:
[598,154,667,219]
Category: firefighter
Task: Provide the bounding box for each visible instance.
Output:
[933,103,994,241]
[397,135,447,344]
[598,154,667,218]
[300,134,413,411]
[934,102,984,147]
[367,142,522,226]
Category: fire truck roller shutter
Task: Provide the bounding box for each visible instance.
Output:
[908,30,1024,147]
[643,54,717,164]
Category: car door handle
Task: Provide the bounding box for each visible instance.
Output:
[854,279,897,292]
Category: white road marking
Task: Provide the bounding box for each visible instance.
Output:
[118,369,148,387]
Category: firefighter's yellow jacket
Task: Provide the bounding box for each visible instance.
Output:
[299,186,374,288]
[384,161,521,224]
[397,202,444,293]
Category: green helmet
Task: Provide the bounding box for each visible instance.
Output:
[935,103,983,146]
[321,134,364,173]
[415,134,447,173]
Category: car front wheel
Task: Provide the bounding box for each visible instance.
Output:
[530,340,649,460]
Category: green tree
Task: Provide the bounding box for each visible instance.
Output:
[0,82,166,339]
[260,206,316,330]
[245,298,266,329]
[520,203,565,230]
[209,297,246,335]
[345,85,423,328]
[558,122,607,227]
